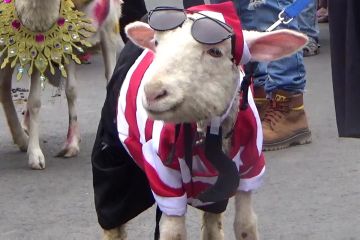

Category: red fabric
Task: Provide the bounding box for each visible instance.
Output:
[93,0,110,26]
[117,51,265,210]
[188,1,244,65]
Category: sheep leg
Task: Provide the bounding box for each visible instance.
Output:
[103,225,127,240]
[100,29,118,82]
[27,70,45,169]
[201,212,224,240]
[22,108,30,135]
[0,66,29,152]
[57,61,80,158]
[160,215,186,240]
[233,191,259,240]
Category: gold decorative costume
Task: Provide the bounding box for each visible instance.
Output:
[0,0,95,81]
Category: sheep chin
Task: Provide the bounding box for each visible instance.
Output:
[146,105,206,124]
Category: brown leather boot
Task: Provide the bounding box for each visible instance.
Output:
[253,86,269,121]
[262,90,312,151]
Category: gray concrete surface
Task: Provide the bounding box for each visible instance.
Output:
[1,3,360,239]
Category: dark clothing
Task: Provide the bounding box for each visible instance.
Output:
[92,41,229,230]
[92,42,154,230]
[120,0,147,42]
[183,0,229,8]
[318,0,327,8]
[183,0,205,8]
[329,0,360,137]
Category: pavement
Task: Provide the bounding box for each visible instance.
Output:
[0,2,359,240]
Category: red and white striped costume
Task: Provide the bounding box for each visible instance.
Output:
[116,50,265,216]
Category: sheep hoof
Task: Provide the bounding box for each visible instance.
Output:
[28,149,45,170]
[160,215,186,240]
[201,212,224,240]
[56,145,80,158]
[15,134,28,152]
[103,226,127,240]
[234,214,259,240]
[234,222,259,240]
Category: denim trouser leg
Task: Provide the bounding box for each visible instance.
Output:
[235,0,307,93]
[298,0,319,42]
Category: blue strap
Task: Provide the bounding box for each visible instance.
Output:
[284,0,312,18]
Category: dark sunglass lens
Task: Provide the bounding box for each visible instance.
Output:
[149,9,187,31]
[192,18,232,44]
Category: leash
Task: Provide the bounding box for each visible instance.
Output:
[266,0,312,32]
[154,205,162,240]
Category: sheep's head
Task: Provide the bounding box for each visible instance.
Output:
[125,7,307,124]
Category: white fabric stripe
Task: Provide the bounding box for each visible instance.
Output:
[232,146,245,170]
[187,198,214,207]
[238,166,265,192]
[136,56,154,144]
[248,88,263,154]
[151,120,164,155]
[117,50,149,145]
[142,140,183,189]
[193,176,217,185]
[152,191,187,216]
[198,11,225,22]
[178,158,192,184]
[240,40,252,64]
[192,155,208,173]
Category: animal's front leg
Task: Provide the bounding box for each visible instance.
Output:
[0,66,28,152]
[234,191,259,240]
[103,225,127,240]
[57,62,80,157]
[160,215,186,240]
[27,71,45,169]
[201,212,224,240]
[100,29,120,82]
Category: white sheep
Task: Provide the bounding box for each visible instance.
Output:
[0,0,122,169]
[93,2,308,240]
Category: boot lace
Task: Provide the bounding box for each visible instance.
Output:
[263,99,290,129]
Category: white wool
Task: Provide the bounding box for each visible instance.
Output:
[1,0,123,169]
[15,0,61,32]
[143,18,239,129]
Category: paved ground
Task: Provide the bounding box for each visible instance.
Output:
[1,3,360,240]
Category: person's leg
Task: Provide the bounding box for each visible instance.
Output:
[298,0,320,57]
[317,0,328,22]
[235,0,311,150]
[329,0,360,137]
[234,0,270,119]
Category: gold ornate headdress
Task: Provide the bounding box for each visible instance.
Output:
[0,0,95,82]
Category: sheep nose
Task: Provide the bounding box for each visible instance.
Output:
[144,83,168,104]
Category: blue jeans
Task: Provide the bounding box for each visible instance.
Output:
[298,0,319,42]
[234,0,306,93]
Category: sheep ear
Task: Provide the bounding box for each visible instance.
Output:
[125,21,156,52]
[243,29,308,61]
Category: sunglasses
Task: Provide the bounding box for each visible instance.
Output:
[148,7,235,47]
